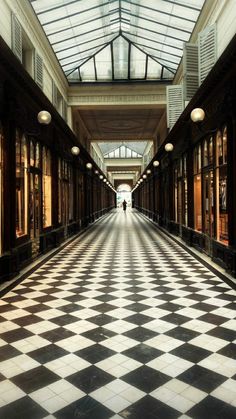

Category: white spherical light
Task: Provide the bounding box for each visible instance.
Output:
[37,110,51,125]
[153,160,159,167]
[99,175,103,179]
[71,146,80,156]
[147,169,151,174]
[86,162,92,169]
[190,108,205,123]
[143,174,147,179]
[165,143,174,152]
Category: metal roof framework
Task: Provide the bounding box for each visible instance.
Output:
[30,0,205,83]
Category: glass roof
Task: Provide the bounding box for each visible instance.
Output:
[30,0,205,83]
[98,141,148,156]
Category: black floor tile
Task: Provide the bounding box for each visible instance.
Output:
[88,314,115,326]
[123,326,157,342]
[28,344,69,363]
[1,328,33,343]
[125,313,154,325]
[81,327,116,342]
[11,366,60,393]
[0,396,47,419]
[170,343,212,363]
[177,365,226,392]
[66,366,114,393]
[161,313,190,325]
[54,396,113,419]
[40,327,76,342]
[120,395,180,419]
[122,343,163,363]
[218,343,236,359]
[0,344,21,361]
[207,327,236,342]
[187,395,236,419]
[122,365,171,393]
[165,326,199,342]
[198,313,228,325]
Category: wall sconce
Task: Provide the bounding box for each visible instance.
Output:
[146,169,151,174]
[37,110,52,125]
[95,170,99,174]
[190,107,205,123]
[103,178,106,182]
[86,162,92,169]
[165,143,174,152]
[153,160,159,167]
[71,146,80,156]
[143,174,147,179]
[99,175,103,179]
[140,178,144,182]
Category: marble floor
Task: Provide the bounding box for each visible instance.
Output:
[0,209,235,419]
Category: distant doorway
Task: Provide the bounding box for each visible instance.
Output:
[117,184,132,208]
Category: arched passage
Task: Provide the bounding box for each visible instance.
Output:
[116,183,132,208]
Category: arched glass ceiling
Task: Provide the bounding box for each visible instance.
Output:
[30,0,205,83]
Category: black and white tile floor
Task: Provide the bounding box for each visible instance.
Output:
[0,209,236,419]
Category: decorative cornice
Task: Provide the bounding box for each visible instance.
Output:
[68,94,166,106]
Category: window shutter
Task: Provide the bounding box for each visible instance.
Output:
[198,24,216,85]
[11,13,22,62]
[166,85,184,130]
[62,99,67,121]
[183,43,199,101]
[52,80,58,107]
[35,52,43,88]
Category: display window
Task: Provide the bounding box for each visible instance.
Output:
[42,147,52,228]
[16,131,28,238]
[174,155,188,227]
[58,158,71,226]
[193,145,202,231]
[193,126,228,245]
[215,128,228,244]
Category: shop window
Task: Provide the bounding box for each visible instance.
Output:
[216,127,228,244]
[183,154,188,226]
[58,159,70,226]
[69,166,74,221]
[0,125,3,254]
[193,145,202,231]
[16,131,28,237]
[42,147,52,228]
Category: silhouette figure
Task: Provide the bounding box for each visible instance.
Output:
[122,200,127,211]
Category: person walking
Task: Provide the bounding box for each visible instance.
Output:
[122,199,127,211]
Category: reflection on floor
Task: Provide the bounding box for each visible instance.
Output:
[0,209,235,419]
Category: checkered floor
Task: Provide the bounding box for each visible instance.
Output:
[0,209,236,419]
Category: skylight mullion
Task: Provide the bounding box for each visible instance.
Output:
[122,9,192,35]
[132,41,182,59]
[48,10,119,37]
[56,33,114,54]
[93,56,97,81]
[59,41,112,64]
[125,21,187,43]
[161,0,202,12]
[144,55,148,80]
[122,31,183,52]
[51,23,115,46]
[110,43,115,80]
[41,0,117,27]
[122,0,196,23]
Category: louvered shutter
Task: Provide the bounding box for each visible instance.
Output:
[198,24,216,85]
[11,13,22,62]
[35,52,43,88]
[52,81,58,107]
[167,85,184,130]
[62,99,67,121]
[183,43,199,101]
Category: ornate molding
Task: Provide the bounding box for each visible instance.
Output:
[68,94,166,106]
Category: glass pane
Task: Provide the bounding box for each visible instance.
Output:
[42,147,52,228]
[217,166,228,243]
[194,175,202,231]
[16,132,28,237]
[113,37,128,79]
